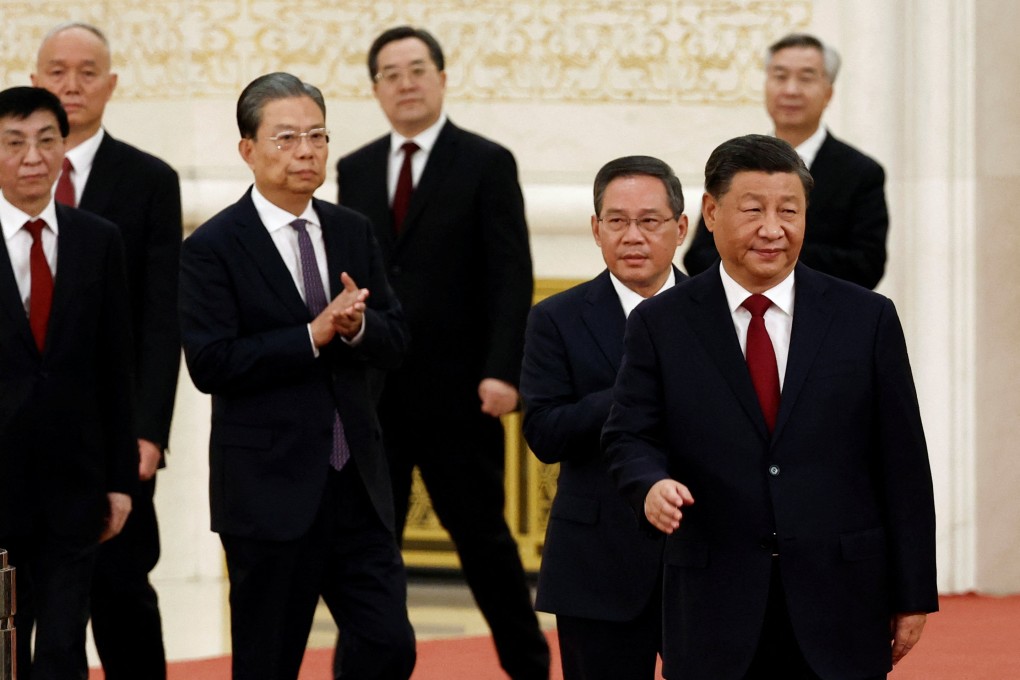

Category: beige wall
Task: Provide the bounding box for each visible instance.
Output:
[2,0,1018,605]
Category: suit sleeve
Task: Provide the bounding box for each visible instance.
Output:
[98,228,140,495]
[132,164,182,448]
[602,308,672,520]
[179,232,320,396]
[478,146,534,389]
[873,299,939,613]
[799,161,888,289]
[520,302,613,464]
[682,214,719,276]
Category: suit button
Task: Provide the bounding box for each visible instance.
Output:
[768,464,780,476]
[390,265,402,277]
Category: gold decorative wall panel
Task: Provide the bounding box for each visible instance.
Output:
[2,1,810,104]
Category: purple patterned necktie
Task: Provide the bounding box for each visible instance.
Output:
[291,218,351,470]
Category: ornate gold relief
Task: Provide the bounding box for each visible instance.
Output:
[2,1,810,104]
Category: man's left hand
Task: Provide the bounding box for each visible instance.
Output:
[478,378,519,417]
[138,438,161,481]
[99,492,133,543]
[891,612,927,665]
[330,271,369,339]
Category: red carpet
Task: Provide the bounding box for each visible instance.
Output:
[88,593,1020,679]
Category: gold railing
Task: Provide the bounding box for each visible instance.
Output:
[401,278,584,573]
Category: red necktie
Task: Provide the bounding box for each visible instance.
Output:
[391,141,420,234]
[55,157,76,207]
[25,219,54,352]
[742,294,780,432]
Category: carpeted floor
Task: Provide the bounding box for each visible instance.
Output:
[87,593,1020,679]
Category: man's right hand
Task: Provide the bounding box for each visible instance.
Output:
[644,479,695,534]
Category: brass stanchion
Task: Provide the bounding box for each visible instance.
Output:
[0,549,15,680]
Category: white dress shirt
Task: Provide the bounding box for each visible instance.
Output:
[60,127,105,205]
[609,269,677,318]
[386,113,448,202]
[718,265,795,390]
[0,193,60,315]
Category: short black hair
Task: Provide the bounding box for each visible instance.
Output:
[236,72,325,139]
[704,134,813,200]
[0,86,69,138]
[367,26,445,81]
[593,156,684,217]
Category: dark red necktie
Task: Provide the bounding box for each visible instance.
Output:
[742,294,780,432]
[25,219,54,352]
[55,157,76,207]
[391,141,419,234]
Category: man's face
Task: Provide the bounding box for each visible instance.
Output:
[592,175,687,297]
[239,96,327,210]
[764,46,832,137]
[0,110,66,213]
[702,170,805,293]
[372,37,446,138]
[32,27,117,138]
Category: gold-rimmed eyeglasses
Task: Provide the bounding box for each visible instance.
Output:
[267,128,330,151]
[597,215,678,234]
[1,133,62,156]
[373,63,436,86]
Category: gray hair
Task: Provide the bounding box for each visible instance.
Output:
[765,33,841,84]
[236,72,325,139]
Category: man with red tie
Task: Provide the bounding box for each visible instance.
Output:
[603,135,937,679]
[31,23,182,679]
[0,85,136,679]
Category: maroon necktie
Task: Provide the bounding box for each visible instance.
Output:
[391,141,420,234]
[742,294,780,433]
[55,157,76,207]
[25,219,54,352]
[290,219,351,471]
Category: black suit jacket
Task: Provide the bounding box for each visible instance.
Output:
[0,204,137,543]
[684,132,889,289]
[78,132,182,449]
[337,120,533,419]
[521,269,679,621]
[603,263,937,680]
[179,192,409,540]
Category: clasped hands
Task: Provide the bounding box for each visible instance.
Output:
[311,272,369,347]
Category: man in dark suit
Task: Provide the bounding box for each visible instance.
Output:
[337,26,548,680]
[179,73,415,680]
[31,22,181,679]
[684,33,889,290]
[0,86,136,680]
[520,156,688,679]
[603,135,937,679]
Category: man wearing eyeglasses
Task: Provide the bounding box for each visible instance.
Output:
[520,156,688,680]
[0,85,136,680]
[337,26,548,680]
[179,72,415,680]
[30,22,182,679]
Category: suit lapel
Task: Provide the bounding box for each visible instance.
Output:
[0,221,36,355]
[772,264,834,442]
[78,133,121,214]
[685,267,772,440]
[350,138,394,251]
[394,121,458,250]
[47,205,90,352]
[314,200,346,299]
[581,271,626,373]
[231,191,310,321]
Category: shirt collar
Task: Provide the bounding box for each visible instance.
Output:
[250,185,318,234]
[389,112,447,158]
[0,191,59,240]
[65,127,105,176]
[718,263,795,316]
[793,124,828,169]
[609,267,677,318]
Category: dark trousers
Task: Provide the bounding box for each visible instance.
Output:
[91,476,166,680]
[745,562,887,680]
[3,534,97,680]
[382,411,549,680]
[222,464,415,680]
[556,585,661,680]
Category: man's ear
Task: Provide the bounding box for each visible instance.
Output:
[702,192,718,233]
